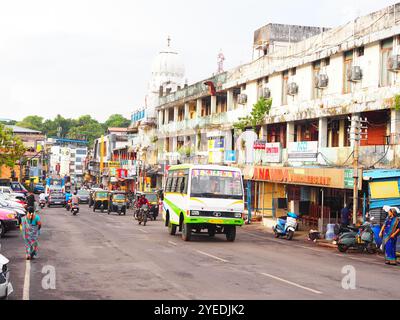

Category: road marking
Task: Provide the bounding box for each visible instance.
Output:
[138,229,148,234]
[334,253,382,266]
[260,272,322,295]
[168,241,177,246]
[196,250,229,263]
[23,260,31,300]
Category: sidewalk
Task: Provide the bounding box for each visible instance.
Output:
[242,221,338,249]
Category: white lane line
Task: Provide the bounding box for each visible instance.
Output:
[196,250,229,263]
[334,254,382,266]
[260,272,322,295]
[168,241,177,246]
[23,260,31,300]
[138,229,148,234]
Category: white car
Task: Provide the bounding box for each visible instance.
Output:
[0,254,13,299]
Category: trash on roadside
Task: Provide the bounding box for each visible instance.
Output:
[308,229,321,241]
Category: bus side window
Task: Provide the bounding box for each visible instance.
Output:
[171,177,178,193]
[182,176,188,194]
[166,178,172,192]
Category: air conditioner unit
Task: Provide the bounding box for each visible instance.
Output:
[263,87,271,99]
[238,94,248,104]
[287,82,298,96]
[315,74,329,88]
[347,66,362,81]
[388,54,400,71]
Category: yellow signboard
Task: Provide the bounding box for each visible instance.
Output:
[370,181,400,199]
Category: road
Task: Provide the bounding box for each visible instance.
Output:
[1,203,399,300]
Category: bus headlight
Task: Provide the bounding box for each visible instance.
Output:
[191,210,200,216]
[234,212,242,218]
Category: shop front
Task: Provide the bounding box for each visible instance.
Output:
[244,166,361,232]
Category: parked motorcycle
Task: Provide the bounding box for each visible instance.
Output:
[273,212,298,240]
[138,204,149,226]
[337,218,377,253]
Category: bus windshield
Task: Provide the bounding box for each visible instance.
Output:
[190,169,243,200]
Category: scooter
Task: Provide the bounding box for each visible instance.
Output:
[39,200,46,209]
[71,202,79,216]
[337,218,377,253]
[273,212,298,240]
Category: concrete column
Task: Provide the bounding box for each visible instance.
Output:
[184,102,190,120]
[196,99,202,118]
[164,108,169,124]
[225,130,232,151]
[211,96,217,114]
[158,110,163,128]
[174,106,179,122]
[339,119,345,147]
[391,109,400,144]
[172,136,178,153]
[286,122,295,147]
[259,125,268,140]
[318,117,328,148]
[227,89,234,111]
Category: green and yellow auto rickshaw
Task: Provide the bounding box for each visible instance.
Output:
[92,190,110,213]
[107,191,127,215]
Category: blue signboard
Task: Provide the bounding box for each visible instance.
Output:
[225,150,236,163]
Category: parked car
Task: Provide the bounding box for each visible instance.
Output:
[33,183,45,194]
[0,199,26,225]
[9,181,28,197]
[48,192,66,207]
[0,253,13,300]
[0,208,18,238]
[77,189,90,204]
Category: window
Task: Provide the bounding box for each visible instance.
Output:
[168,108,174,123]
[178,106,184,121]
[165,178,173,192]
[343,50,354,94]
[282,70,289,105]
[76,149,86,155]
[380,38,393,87]
[290,68,296,76]
[356,46,364,57]
[171,177,178,192]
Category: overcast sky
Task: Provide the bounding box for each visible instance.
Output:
[0,0,397,122]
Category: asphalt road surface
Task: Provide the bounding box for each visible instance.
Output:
[1,203,399,300]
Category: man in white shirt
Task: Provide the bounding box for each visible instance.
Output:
[39,192,47,202]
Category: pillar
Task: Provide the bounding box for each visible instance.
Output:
[158,110,164,128]
[174,106,179,122]
[391,109,400,144]
[227,89,234,111]
[318,117,328,148]
[211,96,217,115]
[184,102,190,120]
[338,119,345,147]
[286,122,295,147]
[196,99,202,118]
[164,108,169,124]
[259,125,268,140]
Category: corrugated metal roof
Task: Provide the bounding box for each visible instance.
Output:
[363,169,400,180]
[5,125,41,134]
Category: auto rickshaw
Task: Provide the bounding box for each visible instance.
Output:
[92,190,109,213]
[107,191,127,215]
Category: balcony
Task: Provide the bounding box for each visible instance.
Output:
[158,108,250,135]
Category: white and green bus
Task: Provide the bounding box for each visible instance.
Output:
[162,164,244,242]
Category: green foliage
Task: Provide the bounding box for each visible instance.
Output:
[177,145,194,157]
[17,115,44,131]
[395,94,400,111]
[104,114,131,128]
[67,115,105,147]
[0,124,26,168]
[233,97,272,133]
[0,119,17,125]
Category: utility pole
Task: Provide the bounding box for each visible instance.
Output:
[348,114,368,224]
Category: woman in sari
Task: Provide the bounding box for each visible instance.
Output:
[379,208,400,265]
[21,209,42,260]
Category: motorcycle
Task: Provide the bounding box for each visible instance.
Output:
[39,200,46,209]
[66,199,72,211]
[138,204,149,226]
[71,202,79,215]
[273,212,298,240]
[337,218,377,254]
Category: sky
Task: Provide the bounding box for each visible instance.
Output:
[0,0,397,123]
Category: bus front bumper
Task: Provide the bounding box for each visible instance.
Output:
[184,217,244,226]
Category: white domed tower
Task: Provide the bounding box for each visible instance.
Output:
[146,37,185,118]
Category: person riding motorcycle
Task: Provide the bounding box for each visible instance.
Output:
[135,195,150,219]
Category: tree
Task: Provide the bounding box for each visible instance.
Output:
[16,116,44,131]
[0,124,25,168]
[67,115,105,147]
[104,114,131,128]
[0,119,17,125]
[42,115,75,137]
[233,97,272,136]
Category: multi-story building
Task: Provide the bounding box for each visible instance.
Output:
[48,138,88,186]
[154,3,400,231]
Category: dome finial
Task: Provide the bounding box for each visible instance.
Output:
[167,35,171,48]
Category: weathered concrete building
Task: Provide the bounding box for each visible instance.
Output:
[154,3,400,231]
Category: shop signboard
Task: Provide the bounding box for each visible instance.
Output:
[265,142,281,163]
[108,161,120,168]
[288,141,318,162]
[207,132,225,164]
[224,150,236,163]
[344,169,354,189]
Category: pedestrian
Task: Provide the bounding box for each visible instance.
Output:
[379,208,400,265]
[26,191,36,214]
[340,203,352,227]
[21,209,42,260]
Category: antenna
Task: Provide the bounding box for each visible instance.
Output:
[217,49,225,74]
[167,35,171,48]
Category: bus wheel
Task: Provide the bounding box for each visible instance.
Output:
[168,222,177,235]
[226,226,236,242]
[182,222,192,241]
